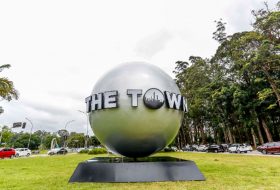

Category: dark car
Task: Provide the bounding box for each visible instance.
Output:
[0,148,16,159]
[48,148,68,155]
[207,144,225,153]
[182,145,198,152]
[257,142,280,154]
[57,148,68,154]
[221,144,229,152]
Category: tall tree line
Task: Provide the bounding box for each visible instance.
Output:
[174,2,280,148]
[0,127,100,150]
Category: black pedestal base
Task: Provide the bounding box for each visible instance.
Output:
[69,156,205,182]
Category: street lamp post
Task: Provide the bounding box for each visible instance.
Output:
[64,120,74,148]
[65,120,75,130]
[25,117,34,149]
[78,110,89,148]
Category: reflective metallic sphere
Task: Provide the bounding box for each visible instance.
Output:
[89,62,183,157]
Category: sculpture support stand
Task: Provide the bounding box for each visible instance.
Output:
[69,157,205,182]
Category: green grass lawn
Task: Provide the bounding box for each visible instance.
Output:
[0,152,280,190]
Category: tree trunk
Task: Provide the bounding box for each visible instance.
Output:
[260,118,273,142]
[256,123,264,145]
[251,128,257,149]
[194,125,198,144]
[215,129,220,144]
[236,125,243,143]
[271,115,280,141]
[245,127,251,144]
[220,123,229,144]
[181,125,187,147]
[181,116,190,146]
[200,122,206,144]
[180,126,186,148]
[176,134,180,148]
[227,127,234,144]
[189,128,193,144]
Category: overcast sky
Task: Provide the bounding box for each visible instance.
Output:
[0,0,278,135]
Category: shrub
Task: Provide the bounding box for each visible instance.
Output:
[78,149,89,154]
[88,148,107,155]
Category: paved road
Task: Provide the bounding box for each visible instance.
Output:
[30,152,78,157]
[188,150,280,157]
[30,154,48,157]
[237,150,280,157]
[8,151,280,159]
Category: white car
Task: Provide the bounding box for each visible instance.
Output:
[15,148,31,157]
[243,144,253,152]
[48,148,60,155]
[228,144,247,153]
[197,145,208,152]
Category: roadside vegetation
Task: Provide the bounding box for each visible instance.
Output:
[173,2,280,149]
[0,152,279,190]
[0,129,101,151]
[78,147,107,154]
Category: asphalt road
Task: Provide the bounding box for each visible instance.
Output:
[188,150,280,157]
[233,150,280,157]
[10,150,280,159]
[30,152,78,157]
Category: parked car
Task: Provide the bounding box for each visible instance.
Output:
[207,144,225,153]
[257,142,280,154]
[171,146,179,152]
[228,144,247,153]
[192,144,199,151]
[57,148,68,154]
[197,145,208,152]
[48,148,68,155]
[221,144,229,152]
[163,146,178,152]
[243,143,253,152]
[182,145,191,151]
[182,144,198,151]
[0,148,16,159]
[15,148,32,157]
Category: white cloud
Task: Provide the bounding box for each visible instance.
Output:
[135,29,173,59]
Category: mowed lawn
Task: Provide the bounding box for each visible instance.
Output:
[0,152,280,190]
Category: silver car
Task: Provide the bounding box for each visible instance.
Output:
[15,148,31,157]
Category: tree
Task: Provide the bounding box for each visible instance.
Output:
[174,57,214,145]
[89,136,101,147]
[10,132,40,150]
[0,64,19,113]
[173,1,280,147]
[43,133,60,149]
[0,126,13,147]
[66,132,85,148]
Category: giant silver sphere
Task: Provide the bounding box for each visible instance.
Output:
[89,62,183,157]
